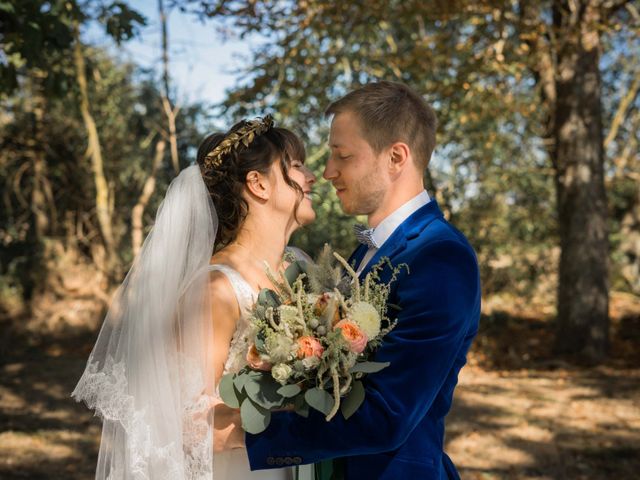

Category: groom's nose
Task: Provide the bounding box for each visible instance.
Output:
[323,157,337,181]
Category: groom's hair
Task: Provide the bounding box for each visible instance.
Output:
[325,81,437,169]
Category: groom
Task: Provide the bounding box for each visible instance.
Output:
[220,81,481,479]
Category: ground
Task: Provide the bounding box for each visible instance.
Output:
[1,293,639,479]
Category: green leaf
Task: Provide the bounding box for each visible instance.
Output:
[219,374,241,408]
[277,384,301,398]
[0,2,16,13]
[254,333,265,350]
[257,288,281,308]
[340,381,365,420]
[240,398,271,434]
[234,372,250,393]
[284,260,308,286]
[304,387,334,416]
[349,361,390,374]
[245,374,284,409]
[293,394,310,418]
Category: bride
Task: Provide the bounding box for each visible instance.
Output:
[72,116,317,479]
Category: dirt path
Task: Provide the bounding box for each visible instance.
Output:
[449,366,640,479]
[1,349,638,479]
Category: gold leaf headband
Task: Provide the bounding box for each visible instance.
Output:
[204,115,275,169]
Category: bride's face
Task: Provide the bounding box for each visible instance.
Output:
[271,156,317,227]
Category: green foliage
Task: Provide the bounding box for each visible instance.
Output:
[340,380,364,420]
[0,44,209,300]
[304,387,334,416]
[240,397,271,435]
[0,0,146,95]
[189,0,639,299]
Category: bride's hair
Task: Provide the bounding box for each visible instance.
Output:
[197,119,306,250]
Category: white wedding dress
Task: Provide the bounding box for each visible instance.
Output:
[209,264,293,480]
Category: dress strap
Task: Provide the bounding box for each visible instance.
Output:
[208,264,257,314]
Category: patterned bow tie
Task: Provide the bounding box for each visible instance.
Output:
[353,223,378,249]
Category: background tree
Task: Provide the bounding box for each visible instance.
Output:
[0,1,209,334]
[187,0,639,362]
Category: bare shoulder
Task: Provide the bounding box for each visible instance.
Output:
[207,269,240,321]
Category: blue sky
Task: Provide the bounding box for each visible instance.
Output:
[85,0,257,108]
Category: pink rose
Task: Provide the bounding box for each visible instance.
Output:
[297,336,324,359]
[246,343,272,371]
[334,320,368,354]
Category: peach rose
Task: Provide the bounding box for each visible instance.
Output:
[246,343,272,371]
[334,320,368,354]
[297,336,324,359]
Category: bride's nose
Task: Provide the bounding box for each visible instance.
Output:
[303,166,317,185]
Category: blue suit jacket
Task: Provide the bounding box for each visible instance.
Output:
[246,200,481,479]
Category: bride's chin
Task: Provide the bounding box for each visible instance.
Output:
[295,208,316,226]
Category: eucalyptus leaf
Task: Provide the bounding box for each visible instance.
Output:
[349,361,390,374]
[284,260,307,286]
[277,384,301,398]
[293,394,310,418]
[254,305,267,320]
[258,288,281,308]
[295,403,310,418]
[233,372,250,393]
[240,398,271,435]
[341,381,365,420]
[254,334,265,350]
[245,375,284,409]
[219,374,240,408]
[304,388,334,416]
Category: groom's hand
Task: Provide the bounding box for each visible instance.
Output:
[211,399,245,452]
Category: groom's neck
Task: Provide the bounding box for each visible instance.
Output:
[367,180,425,228]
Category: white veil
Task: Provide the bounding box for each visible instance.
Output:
[72,165,218,480]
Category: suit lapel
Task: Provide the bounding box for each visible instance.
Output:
[347,243,368,270]
[357,200,445,280]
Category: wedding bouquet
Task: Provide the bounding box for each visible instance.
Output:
[218,245,406,434]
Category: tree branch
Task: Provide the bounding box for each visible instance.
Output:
[604,72,640,148]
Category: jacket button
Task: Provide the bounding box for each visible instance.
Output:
[293,456,302,465]
[266,457,275,466]
[284,457,293,465]
[275,457,284,466]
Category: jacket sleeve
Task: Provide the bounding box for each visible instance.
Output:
[245,239,480,469]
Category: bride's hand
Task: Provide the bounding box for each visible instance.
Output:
[211,399,245,452]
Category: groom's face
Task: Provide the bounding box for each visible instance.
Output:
[324,111,388,216]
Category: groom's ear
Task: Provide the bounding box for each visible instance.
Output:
[388,142,411,174]
[245,170,270,201]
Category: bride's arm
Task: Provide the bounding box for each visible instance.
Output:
[208,272,241,388]
[207,272,246,452]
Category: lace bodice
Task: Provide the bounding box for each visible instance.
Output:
[208,264,258,375]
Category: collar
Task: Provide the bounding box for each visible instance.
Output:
[370,190,431,248]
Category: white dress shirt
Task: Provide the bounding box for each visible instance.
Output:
[356,190,431,275]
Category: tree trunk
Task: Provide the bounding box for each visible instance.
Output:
[131,139,166,256]
[159,0,180,173]
[26,74,50,240]
[72,21,117,277]
[552,0,609,362]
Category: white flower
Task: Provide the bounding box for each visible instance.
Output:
[271,363,293,385]
[302,355,321,370]
[265,334,296,363]
[350,301,381,339]
[278,305,300,326]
